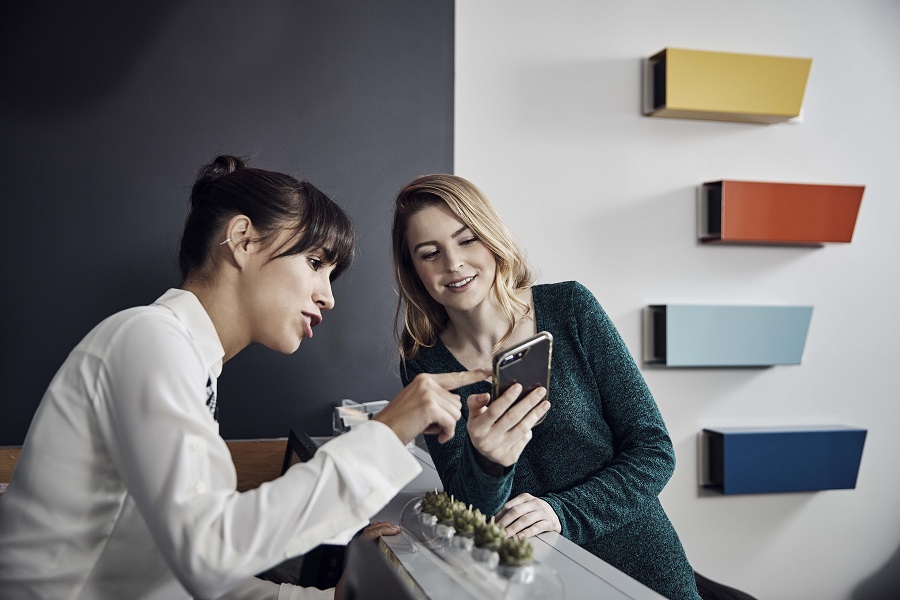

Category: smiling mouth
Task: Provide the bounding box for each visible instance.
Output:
[447,276,474,288]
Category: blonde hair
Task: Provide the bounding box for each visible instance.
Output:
[391,174,535,361]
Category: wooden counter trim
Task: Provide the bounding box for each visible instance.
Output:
[0,439,288,494]
[226,438,290,492]
[0,446,22,491]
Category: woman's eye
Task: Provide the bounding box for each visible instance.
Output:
[308,257,323,271]
[420,250,438,261]
[460,237,478,246]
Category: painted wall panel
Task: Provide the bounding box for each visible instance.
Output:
[0,1,455,443]
[456,2,900,598]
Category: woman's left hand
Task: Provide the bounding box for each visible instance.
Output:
[494,493,561,539]
[358,521,401,539]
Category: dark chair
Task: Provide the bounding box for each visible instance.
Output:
[695,571,759,600]
[257,430,346,589]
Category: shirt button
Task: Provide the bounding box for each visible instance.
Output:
[195,482,207,494]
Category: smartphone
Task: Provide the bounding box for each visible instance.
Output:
[492,331,552,423]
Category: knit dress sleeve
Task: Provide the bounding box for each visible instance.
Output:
[542,282,676,544]
[400,358,515,516]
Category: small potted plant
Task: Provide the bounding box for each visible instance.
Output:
[450,504,483,551]
[417,488,443,526]
[434,494,464,540]
[471,516,505,568]
[497,535,535,581]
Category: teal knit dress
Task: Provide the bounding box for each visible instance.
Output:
[400,281,701,600]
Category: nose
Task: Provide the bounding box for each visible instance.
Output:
[313,277,335,311]
[443,249,463,273]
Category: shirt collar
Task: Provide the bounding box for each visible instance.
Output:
[153,289,225,378]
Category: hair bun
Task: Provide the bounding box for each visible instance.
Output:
[191,155,247,201]
[206,155,245,178]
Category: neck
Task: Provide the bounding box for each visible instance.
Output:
[442,287,534,359]
[443,301,508,357]
[182,276,249,363]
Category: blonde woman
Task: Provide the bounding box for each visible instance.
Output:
[391,174,701,600]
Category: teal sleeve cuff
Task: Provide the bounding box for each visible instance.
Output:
[460,438,516,516]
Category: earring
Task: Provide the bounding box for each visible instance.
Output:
[219,238,231,246]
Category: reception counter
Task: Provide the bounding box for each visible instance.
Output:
[371,444,666,600]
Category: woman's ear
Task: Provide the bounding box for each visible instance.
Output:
[224,215,254,269]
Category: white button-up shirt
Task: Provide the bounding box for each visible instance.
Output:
[0,289,421,599]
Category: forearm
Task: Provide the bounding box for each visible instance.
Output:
[543,436,674,544]
[113,412,418,598]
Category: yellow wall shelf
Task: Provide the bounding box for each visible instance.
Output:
[642,48,812,124]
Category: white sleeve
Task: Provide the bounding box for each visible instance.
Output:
[213,577,334,600]
[94,315,420,599]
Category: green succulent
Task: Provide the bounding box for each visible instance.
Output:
[452,504,485,537]
[420,489,448,516]
[474,517,505,550]
[498,535,534,566]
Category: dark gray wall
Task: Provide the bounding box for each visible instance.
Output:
[0,1,453,444]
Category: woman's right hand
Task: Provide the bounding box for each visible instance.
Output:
[467,384,549,467]
[375,370,491,446]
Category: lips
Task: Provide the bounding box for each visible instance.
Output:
[301,313,322,339]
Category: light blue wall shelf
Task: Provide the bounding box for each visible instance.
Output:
[702,426,867,494]
[643,304,813,367]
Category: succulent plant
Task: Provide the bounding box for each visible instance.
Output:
[420,489,447,516]
[421,491,461,525]
[452,504,485,537]
[473,517,505,551]
[498,535,534,566]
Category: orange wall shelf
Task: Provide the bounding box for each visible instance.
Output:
[698,180,864,245]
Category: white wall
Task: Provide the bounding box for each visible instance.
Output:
[455,1,900,598]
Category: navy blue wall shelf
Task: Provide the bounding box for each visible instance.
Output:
[702,426,867,494]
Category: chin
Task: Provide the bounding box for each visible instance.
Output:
[265,336,303,355]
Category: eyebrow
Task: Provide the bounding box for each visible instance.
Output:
[413,225,471,252]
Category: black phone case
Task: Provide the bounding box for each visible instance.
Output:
[492,331,553,403]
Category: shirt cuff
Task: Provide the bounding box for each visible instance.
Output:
[282,420,422,551]
[277,583,334,600]
[468,438,507,478]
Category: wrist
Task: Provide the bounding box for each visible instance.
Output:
[470,439,505,477]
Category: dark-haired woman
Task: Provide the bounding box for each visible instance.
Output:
[0,156,484,599]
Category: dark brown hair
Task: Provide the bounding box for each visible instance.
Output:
[178,155,355,282]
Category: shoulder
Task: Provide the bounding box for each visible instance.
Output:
[88,304,185,345]
[79,304,199,371]
[533,281,598,313]
[399,343,441,385]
